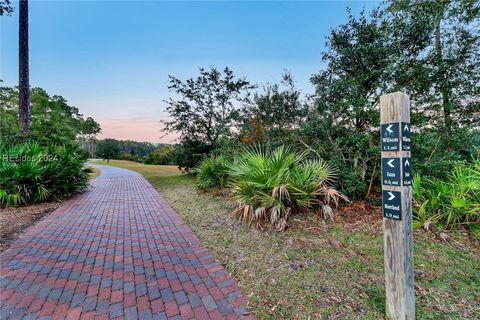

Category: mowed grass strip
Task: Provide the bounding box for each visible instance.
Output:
[89,159,180,177]
[91,160,480,319]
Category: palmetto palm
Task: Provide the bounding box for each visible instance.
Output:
[229,146,347,228]
[0,142,91,206]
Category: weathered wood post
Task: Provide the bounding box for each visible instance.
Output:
[380,92,415,319]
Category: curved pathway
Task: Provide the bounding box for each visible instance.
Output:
[0,165,252,320]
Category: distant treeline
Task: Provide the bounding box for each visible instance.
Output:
[95,138,174,165]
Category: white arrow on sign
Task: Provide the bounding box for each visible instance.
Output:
[405,159,410,166]
[387,159,395,168]
[404,124,409,132]
[388,192,395,201]
[386,124,394,133]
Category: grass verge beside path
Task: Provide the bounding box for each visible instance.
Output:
[91,160,480,319]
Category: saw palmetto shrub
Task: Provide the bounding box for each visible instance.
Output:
[412,158,480,238]
[228,146,348,229]
[0,143,91,207]
[195,155,230,189]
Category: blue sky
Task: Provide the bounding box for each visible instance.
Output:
[1,0,378,142]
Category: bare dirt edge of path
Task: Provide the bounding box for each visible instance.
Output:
[0,201,61,254]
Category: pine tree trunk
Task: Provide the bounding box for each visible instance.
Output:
[435,11,451,133]
[19,0,30,135]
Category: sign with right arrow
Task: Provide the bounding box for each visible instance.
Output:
[382,190,402,220]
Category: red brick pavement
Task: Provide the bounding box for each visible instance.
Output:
[0,169,254,320]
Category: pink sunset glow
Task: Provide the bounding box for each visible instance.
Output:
[96,117,178,144]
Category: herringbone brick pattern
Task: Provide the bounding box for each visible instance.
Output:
[0,170,253,320]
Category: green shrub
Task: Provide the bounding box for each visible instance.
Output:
[144,146,173,165]
[412,129,479,181]
[195,155,229,189]
[0,142,91,207]
[118,151,143,163]
[228,146,348,229]
[412,159,480,238]
[171,139,214,171]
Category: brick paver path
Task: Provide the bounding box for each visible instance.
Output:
[0,165,252,320]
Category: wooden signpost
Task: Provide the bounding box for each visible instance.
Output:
[380,92,415,319]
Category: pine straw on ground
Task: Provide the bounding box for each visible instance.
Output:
[0,202,61,253]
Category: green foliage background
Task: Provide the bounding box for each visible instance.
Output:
[0,143,91,206]
[163,0,479,203]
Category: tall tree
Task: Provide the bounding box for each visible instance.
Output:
[240,72,307,145]
[0,0,13,15]
[162,67,255,148]
[307,9,392,198]
[78,116,101,157]
[18,0,30,135]
[96,139,121,163]
[387,0,480,132]
[247,72,305,130]
[311,9,391,133]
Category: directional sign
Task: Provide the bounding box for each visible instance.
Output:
[383,190,402,220]
[401,122,411,151]
[403,157,411,186]
[381,123,400,151]
[380,92,414,318]
[382,157,401,186]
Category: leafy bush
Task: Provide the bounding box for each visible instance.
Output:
[144,146,173,165]
[412,129,480,181]
[0,143,91,207]
[118,151,143,163]
[171,139,214,171]
[228,146,348,229]
[195,155,229,189]
[76,147,92,160]
[412,159,480,238]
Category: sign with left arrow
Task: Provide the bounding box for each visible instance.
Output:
[382,157,401,186]
[382,190,402,220]
[381,123,400,151]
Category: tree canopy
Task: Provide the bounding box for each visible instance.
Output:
[162,67,255,148]
[0,85,101,145]
[161,0,480,197]
[386,0,480,131]
[0,0,13,15]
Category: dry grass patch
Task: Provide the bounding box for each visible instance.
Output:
[89,166,101,179]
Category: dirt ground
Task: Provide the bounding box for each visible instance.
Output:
[336,200,479,248]
[0,201,61,253]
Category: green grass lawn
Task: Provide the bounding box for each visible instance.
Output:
[91,160,480,319]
